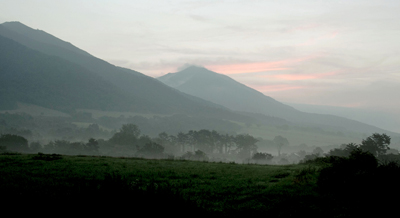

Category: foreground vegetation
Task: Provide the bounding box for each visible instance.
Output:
[2,133,400,216]
[2,148,400,217]
[1,153,320,215]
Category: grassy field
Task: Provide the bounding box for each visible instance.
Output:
[0,153,324,216]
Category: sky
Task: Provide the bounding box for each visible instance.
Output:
[1,0,400,131]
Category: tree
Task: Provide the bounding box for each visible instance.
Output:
[359,133,391,157]
[120,124,141,138]
[312,147,324,155]
[273,135,289,156]
[109,124,141,146]
[235,134,258,159]
[177,132,188,152]
[85,138,99,153]
[137,142,164,158]
[252,152,273,163]
[0,134,28,152]
[344,143,358,154]
[327,143,358,157]
[193,150,208,161]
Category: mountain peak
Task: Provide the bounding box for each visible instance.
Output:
[2,21,26,26]
[0,21,92,57]
[178,65,212,75]
[2,21,36,32]
[177,65,226,79]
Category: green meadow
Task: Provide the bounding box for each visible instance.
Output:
[0,153,322,216]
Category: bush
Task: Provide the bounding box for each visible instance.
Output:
[181,150,208,161]
[252,152,273,161]
[32,153,63,161]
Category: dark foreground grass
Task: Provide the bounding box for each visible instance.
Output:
[0,153,324,216]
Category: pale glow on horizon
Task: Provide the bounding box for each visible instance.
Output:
[261,70,340,81]
[205,54,321,75]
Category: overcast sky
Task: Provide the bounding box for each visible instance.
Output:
[1,0,400,130]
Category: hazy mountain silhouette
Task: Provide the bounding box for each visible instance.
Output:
[159,66,299,117]
[0,22,229,116]
[0,22,249,123]
[158,66,389,134]
[0,21,391,134]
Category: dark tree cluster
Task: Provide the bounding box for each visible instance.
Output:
[154,129,259,160]
[317,146,400,216]
[43,138,99,155]
[0,134,28,152]
[293,133,400,216]
[252,152,273,164]
[324,133,396,162]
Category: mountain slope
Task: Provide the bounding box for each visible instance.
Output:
[158,66,389,134]
[0,22,227,115]
[159,66,299,118]
[0,34,141,112]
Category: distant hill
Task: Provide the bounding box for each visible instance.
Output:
[158,66,390,134]
[0,22,252,123]
[0,22,229,116]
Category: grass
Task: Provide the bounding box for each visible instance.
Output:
[0,153,323,216]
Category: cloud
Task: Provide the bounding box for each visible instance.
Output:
[259,70,340,81]
[251,84,306,92]
[296,30,339,47]
[206,54,321,75]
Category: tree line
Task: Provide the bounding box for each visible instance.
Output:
[1,123,294,163]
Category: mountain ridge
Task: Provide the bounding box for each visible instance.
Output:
[158,65,392,134]
[0,22,237,118]
[0,21,395,136]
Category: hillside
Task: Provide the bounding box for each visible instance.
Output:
[0,22,231,116]
[0,22,255,124]
[0,35,141,112]
[158,66,390,134]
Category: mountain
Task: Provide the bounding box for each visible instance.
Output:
[0,22,250,123]
[158,66,390,134]
[0,34,138,112]
[0,21,393,138]
[0,22,227,115]
[159,66,299,118]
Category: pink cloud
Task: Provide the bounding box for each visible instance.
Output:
[250,84,305,92]
[206,55,320,75]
